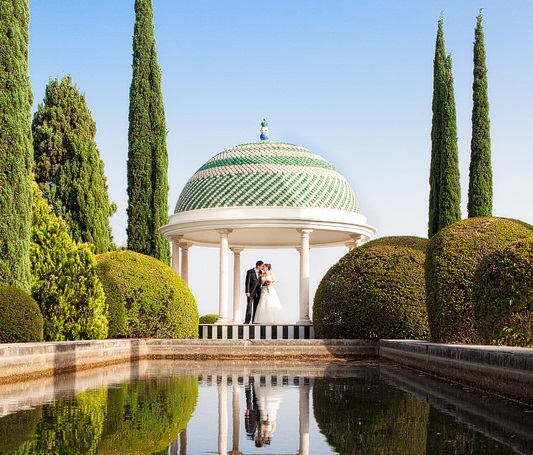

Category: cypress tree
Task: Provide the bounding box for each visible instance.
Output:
[438,53,462,230]
[32,76,116,254]
[468,10,492,217]
[428,14,447,238]
[127,0,170,263]
[0,0,33,292]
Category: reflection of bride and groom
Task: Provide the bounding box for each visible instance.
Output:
[245,381,285,447]
[244,260,288,324]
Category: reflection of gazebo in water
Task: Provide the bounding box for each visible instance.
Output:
[160,119,375,332]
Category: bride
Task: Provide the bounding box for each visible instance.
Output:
[254,263,288,324]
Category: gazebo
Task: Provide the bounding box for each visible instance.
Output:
[159,120,376,329]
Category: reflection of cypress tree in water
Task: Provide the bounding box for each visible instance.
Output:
[98,376,198,454]
[425,407,516,455]
[313,375,429,455]
[0,407,42,453]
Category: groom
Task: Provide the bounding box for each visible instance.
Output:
[244,260,264,324]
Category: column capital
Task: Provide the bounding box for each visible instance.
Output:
[216,228,234,236]
[350,233,364,246]
[179,241,194,250]
[297,228,313,235]
[230,247,244,254]
[170,234,183,243]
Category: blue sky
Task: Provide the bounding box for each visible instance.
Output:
[28,1,533,321]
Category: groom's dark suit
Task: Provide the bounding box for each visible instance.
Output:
[244,267,262,323]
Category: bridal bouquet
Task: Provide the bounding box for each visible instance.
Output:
[264,279,272,292]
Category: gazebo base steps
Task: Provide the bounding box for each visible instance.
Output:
[199,324,315,340]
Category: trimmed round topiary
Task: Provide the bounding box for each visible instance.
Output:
[0,286,44,343]
[426,217,533,344]
[95,250,198,339]
[313,236,429,339]
[199,314,219,324]
[473,237,533,347]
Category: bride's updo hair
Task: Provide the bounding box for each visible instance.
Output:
[264,263,272,270]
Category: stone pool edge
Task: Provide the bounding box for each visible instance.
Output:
[0,338,532,403]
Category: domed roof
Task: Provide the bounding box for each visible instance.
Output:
[175,141,360,214]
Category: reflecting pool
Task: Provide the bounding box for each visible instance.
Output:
[0,360,532,454]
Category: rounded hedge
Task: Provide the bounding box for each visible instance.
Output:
[199,314,219,324]
[0,286,44,343]
[95,250,199,339]
[426,217,533,343]
[473,237,533,347]
[313,236,429,339]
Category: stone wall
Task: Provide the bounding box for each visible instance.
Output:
[1,338,532,403]
[380,340,533,403]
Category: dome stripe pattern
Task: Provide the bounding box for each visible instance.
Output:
[175,142,360,214]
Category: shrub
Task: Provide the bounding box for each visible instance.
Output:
[473,237,533,347]
[426,217,533,343]
[313,236,429,339]
[199,314,219,324]
[95,250,198,339]
[31,182,108,341]
[0,286,43,343]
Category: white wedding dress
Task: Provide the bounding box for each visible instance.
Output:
[254,276,288,324]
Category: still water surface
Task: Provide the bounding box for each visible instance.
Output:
[0,360,532,454]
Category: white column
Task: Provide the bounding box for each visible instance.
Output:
[297,229,313,325]
[218,375,228,455]
[180,242,193,285]
[299,383,310,455]
[231,248,244,324]
[170,235,183,275]
[217,229,233,324]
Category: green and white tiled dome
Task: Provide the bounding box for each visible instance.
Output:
[175,141,360,214]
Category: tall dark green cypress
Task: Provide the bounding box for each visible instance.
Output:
[127,0,170,263]
[438,53,462,229]
[0,0,33,291]
[468,10,492,218]
[32,76,117,254]
[428,14,447,238]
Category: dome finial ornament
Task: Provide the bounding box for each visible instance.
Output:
[260,117,269,141]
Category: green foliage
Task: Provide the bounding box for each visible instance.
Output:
[428,14,461,238]
[29,388,107,455]
[31,182,108,341]
[425,217,533,343]
[199,314,219,324]
[32,76,116,254]
[468,10,493,218]
[313,375,429,455]
[438,53,461,229]
[0,0,33,292]
[95,250,198,339]
[99,376,198,454]
[473,237,533,347]
[127,0,170,263]
[313,236,429,339]
[0,286,43,342]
